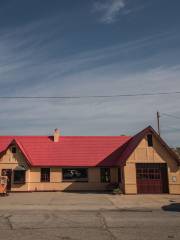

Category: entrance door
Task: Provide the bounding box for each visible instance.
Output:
[1,169,12,191]
[136,163,169,194]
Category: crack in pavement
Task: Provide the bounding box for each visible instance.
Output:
[2,215,13,230]
[97,211,117,240]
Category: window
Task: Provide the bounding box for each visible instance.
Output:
[41,168,50,182]
[136,163,161,180]
[100,168,110,183]
[12,146,16,153]
[147,134,153,147]
[14,170,25,184]
[62,168,88,182]
[118,168,122,183]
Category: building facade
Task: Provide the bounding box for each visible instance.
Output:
[0,126,179,194]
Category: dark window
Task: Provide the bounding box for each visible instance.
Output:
[118,168,121,183]
[119,167,124,183]
[12,146,16,153]
[100,168,110,183]
[62,168,88,182]
[147,134,153,147]
[136,163,161,180]
[14,170,25,184]
[41,168,50,182]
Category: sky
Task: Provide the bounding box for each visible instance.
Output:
[0,0,180,146]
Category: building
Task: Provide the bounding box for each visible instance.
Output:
[0,126,179,194]
[173,147,180,158]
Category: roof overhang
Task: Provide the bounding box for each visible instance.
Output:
[0,139,32,167]
[117,126,180,166]
[14,165,27,171]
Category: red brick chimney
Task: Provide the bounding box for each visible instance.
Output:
[53,128,60,142]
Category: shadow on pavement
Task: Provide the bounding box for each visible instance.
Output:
[162,203,180,212]
[62,190,114,195]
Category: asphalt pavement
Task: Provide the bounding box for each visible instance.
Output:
[0,192,180,239]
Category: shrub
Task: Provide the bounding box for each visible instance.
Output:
[112,187,123,195]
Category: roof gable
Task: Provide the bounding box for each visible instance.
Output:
[116,126,180,166]
[0,138,32,166]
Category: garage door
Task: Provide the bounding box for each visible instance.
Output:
[136,163,169,194]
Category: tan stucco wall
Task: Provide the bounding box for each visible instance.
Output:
[28,167,118,191]
[0,144,29,191]
[124,136,180,194]
[0,146,119,191]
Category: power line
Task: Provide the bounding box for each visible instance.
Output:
[156,112,180,137]
[0,91,179,100]
[161,113,180,120]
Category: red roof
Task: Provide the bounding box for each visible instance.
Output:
[117,126,180,165]
[0,135,131,167]
[0,126,179,167]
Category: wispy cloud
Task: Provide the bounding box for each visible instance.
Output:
[0,64,180,146]
[93,0,126,23]
[0,18,180,145]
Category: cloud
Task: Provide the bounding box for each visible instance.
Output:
[93,0,126,23]
[0,20,180,146]
[0,66,179,146]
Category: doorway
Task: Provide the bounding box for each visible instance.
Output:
[2,169,12,191]
[136,163,169,194]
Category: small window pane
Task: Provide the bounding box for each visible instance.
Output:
[100,168,110,183]
[41,168,50,182]
[12,147,16,153]
[147,134,153,147]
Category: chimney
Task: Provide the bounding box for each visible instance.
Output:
[53,128,60,142]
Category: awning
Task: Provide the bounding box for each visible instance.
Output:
[14,165,26,171]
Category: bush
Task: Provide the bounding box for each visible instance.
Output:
[112,187,123,195]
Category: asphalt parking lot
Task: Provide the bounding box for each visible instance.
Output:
[0,192,180,240]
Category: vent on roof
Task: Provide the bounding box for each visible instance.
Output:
[53,128,60,142]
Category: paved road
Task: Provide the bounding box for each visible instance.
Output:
[0,193,180,239]
[0,192,180,211]
[0,209,180,240]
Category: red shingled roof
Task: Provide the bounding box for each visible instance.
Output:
[117,126,180,165]
[0,135,132,167]
[0,126,179,167]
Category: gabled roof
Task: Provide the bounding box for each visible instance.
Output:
[117,126,180,166]
[0,135,131,167]
[0,138,33,166]
[172,148,180,158]
[0,126,179,167]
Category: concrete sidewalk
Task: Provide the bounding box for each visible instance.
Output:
[0,192,180,211]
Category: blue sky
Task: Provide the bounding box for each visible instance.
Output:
[0,0,180,146]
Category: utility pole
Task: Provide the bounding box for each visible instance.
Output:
[157,111,160,136]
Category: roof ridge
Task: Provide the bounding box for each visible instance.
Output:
[0,135,133,138]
